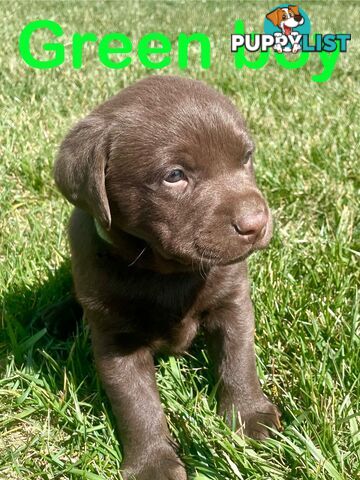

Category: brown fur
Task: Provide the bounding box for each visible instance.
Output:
[54,76,281,480]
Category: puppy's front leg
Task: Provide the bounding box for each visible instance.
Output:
[90,322,187,480]
[204,275,281,440]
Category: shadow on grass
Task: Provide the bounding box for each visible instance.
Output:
[2,260,74,357]
[1,261,217,477]
[1,261,97,394]
[2,258,215,379]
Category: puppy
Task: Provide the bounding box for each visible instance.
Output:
[54,76,281,480]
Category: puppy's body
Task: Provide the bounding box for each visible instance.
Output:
[55,76,280,480]
[70,208,247,354]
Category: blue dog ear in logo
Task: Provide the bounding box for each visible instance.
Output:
[264,4,310,53]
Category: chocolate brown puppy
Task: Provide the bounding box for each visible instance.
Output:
[54,75,280,480]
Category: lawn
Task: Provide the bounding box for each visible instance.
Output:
[1,1,359,479]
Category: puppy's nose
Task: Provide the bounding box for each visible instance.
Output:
[294,15,302,21]
[232,211,267,243]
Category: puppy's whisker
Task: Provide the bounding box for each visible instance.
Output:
[128,246,147,267]
[200,248,207,279]
[198,249,204,279]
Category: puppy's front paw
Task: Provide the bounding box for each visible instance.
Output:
[123,446,187,480]
[240,400,281,440]
[220,396,281,441]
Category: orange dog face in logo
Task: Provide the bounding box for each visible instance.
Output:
[266,5,304,36]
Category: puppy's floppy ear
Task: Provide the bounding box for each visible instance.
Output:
[54,115,111,230]
[289,5,300,16]
[266,8,282,27]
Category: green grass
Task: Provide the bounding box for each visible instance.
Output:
[1,1,359,479]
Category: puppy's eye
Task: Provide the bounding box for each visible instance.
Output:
[243,151,252,165]
[164,169,186,183]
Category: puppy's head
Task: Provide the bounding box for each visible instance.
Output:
[55,76,272,268]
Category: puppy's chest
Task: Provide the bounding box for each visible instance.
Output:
[118,270,205,353]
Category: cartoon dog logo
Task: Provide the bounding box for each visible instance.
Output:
[266,5,304,53]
